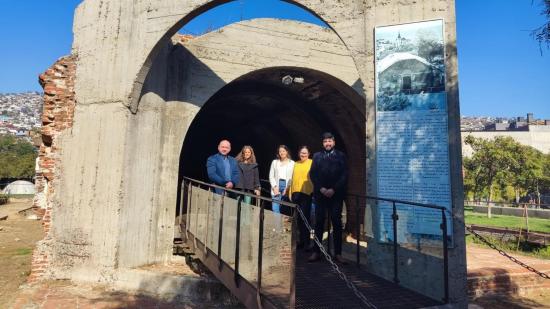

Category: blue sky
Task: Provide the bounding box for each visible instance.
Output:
[0,0,548,118]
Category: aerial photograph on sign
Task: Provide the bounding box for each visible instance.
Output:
[376,20,446,112]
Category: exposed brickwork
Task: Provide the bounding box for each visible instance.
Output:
[467,246,550,298]
[29,55,77,283]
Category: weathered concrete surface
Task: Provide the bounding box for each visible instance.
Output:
[71,0,367,108]
[121,18,364,270]
[36,0,466,306]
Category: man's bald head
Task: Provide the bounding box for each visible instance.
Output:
[218,140,231,156]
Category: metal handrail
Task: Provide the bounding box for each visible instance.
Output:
[185,177,451,304]
[182,176,299,309]
[347,192,447,211]
[346,194,450,303]
[260,178,450,303]
[259,178,447,211]
[185,177,297,208]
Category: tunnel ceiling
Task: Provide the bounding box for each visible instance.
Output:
[181,67,366,184]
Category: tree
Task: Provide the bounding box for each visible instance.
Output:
[507,144,542,204]
[0,135,37,179]
[533,0,550,50]
[417,38,444,63]
[464,136,521,217]
[463,136,550,210]
[465,136,511,215]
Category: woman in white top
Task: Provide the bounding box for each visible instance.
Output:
[269,145,295,214]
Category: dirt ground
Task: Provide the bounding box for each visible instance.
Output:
[0,198,44,308]
[471,292,550,309]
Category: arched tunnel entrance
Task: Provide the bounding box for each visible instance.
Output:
[179,67,366,232]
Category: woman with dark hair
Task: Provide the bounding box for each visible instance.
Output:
[269,145,295,214]
[235,145,261,205]
[290,146,313,249]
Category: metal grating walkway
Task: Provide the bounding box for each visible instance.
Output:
[294,251,442,309]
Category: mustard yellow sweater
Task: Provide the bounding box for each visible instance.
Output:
[290,159,313,195]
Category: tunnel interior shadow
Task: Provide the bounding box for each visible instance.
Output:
[175,67,367,230]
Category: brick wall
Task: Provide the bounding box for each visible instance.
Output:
[29,55,77,282]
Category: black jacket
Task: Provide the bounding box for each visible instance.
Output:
[309,149,348,199]
[236,162,261,191]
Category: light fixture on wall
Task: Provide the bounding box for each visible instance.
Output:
[281,75,305,85]
[281,75,293,85]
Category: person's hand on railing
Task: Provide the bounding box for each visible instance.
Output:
[254,189,261,196]
[272,186,279,195]
[225,181,234,189]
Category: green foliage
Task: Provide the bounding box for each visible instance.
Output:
[464,136,550,203]
[532,0,550,50]
[465,209,550,234]
[0,193,8,205]
[465,234,550,260]
[0,135,37,179]
[14,248,32,256]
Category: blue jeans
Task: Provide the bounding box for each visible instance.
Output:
[271,179,287,213]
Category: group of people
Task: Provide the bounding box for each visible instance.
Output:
[206,132,348,263]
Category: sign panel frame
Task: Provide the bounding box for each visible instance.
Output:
[374,19,453,247]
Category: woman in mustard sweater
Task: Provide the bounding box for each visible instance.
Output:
[290,146,314,250]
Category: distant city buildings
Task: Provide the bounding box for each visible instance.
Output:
[461,113,550,132]
[0,92,43,142]
[461,113,550,156]
[0,91,548,155]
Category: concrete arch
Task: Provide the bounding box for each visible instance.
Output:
[117,18,366,268]
[72,0,366,108]
[126,1,363,113]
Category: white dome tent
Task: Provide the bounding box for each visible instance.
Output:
[3,180,36,195]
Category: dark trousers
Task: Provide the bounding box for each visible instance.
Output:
[314,195,343,255]
[292,192,312,248]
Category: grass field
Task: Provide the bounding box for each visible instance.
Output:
[465,207,550,234]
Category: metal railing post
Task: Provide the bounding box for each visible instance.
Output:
[185,181,192,239]
[392,201,399,284]
[290,208,298,309]
[441,210,449,303]
[257,200,265,308]
[356,195,361,267]
[192,182,199,250]
[327,208,332,256]
[204,189,211,254]
[179,181,184,227]
[218,191,225,270]
[234,195,242,286]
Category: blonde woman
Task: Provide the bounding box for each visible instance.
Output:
[269,145,295,214]
[235,145,261,205]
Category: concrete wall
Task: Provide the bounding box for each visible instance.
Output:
[41,16,364,278]
[118,18,364,269]
[361,1,466,305]
[462,130,550,157]
[37,0,466,306]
